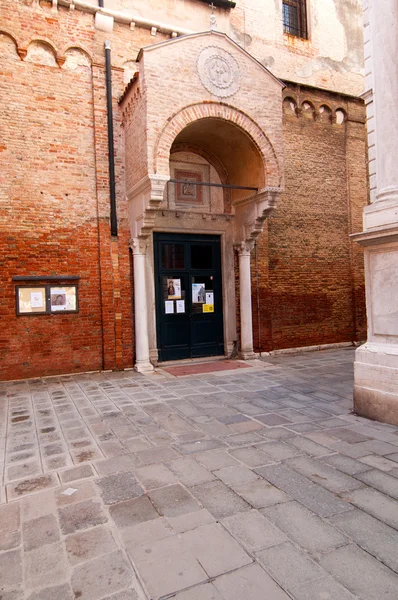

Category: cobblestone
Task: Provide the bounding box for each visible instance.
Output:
[0,348,398,599]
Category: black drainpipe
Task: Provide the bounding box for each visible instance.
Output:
[104,40,118,237]
[98,0,104,7]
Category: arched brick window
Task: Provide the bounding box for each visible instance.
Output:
[282,0,308,39]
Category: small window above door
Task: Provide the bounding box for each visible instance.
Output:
[161,244,185,269]
[191,245,213,270]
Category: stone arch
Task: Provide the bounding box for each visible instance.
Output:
[301,100,316,120]
[63,46,92,71]
[335,108,346,125]
[154,102,281,188]
[283,96,298,116]
[26,39,58,67]
[319,104,333,123]
[0,31,19,59]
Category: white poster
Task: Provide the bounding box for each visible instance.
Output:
[50,288,67,311]
[30,291,44,308]
[205,292,214,305]
[192,283,206,303]
[176,300,185,313]
[165,300,174,314]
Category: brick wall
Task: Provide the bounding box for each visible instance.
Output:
[0,0,368,379]
[0,0,141,380]
[251,85,367,352]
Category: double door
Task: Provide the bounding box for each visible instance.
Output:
[154,233,224,361]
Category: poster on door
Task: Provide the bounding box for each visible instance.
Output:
[167,279,181,299]
[192,283,205,303]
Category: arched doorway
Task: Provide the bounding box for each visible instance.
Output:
[122,32,284,372]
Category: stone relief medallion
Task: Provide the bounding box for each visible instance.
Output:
[197,47,240,98]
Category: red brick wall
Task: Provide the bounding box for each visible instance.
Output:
[251,85,367,352]
[0,0,139,380]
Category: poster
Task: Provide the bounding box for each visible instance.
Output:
[30,291,44,308]
[205,292,214,305]
[203,304,214,313]
[165,300,174,314]
[192,283,206,303]
[167,278,181,299]
[50,288,67,311]
[17,286,47,314]
[176,300,185,314]
[50,286,77,312]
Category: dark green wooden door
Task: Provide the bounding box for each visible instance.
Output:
[154,233,224,361]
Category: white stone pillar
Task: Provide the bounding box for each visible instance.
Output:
[352,0,398,425]
[131,238,154,373]
[237,242,256,359]
[372,0,398,205]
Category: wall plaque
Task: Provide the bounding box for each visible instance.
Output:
[197,46,240,98]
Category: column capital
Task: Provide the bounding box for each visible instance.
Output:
[130,237,149,255]
[234,241,255,256]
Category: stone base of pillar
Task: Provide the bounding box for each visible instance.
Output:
[134,360,154,374]
[353,344,398,426]
[239,350,257,360]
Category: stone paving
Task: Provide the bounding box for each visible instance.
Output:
[1,347,398,600]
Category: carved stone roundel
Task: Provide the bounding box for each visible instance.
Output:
[197,47,240,98]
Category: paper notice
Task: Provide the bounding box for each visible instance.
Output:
[30,291,44,308]
[165,300,174,314]
[176,300,185,313]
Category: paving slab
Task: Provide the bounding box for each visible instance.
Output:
[190,480,250,519]
[320,543,398,600]
[58,499,107,534]
[255,463,352,517]
[71,551,136,600]
[232,478,290,508]
[22,514,60,551]
[320,453,373,475]
[222,509,286,552]
[148,484,201,517]
[344,487,398,530]
[128,535,208,599]
[24,541,69,589]
[285,455,363,493]
[288,575,357,600]
[263,500,347,554]
[65,525,118,565]
[256,541,325,592]
[109,496,159,528]
[180,522,252,577]
[329,508,398,573]
[96,472,144,505]
[354,468,398,500]
[166,457,215,487]
[172,583,223,600]
[26,584,74,600]
[213,563,291,600]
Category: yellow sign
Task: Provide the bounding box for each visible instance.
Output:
[203,304,214,313]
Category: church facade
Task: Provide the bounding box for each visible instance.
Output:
[0,0,368,380]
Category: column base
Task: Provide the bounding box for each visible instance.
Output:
[354,344,398,425]
[134,360,154,374]
[239,350,257,360]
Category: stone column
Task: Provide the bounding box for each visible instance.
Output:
[372,0,398,206]
[131,238,154,373]
[352,0,398,425]
[237,242,256,359]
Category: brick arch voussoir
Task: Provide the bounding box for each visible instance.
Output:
[153,102,281,186]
